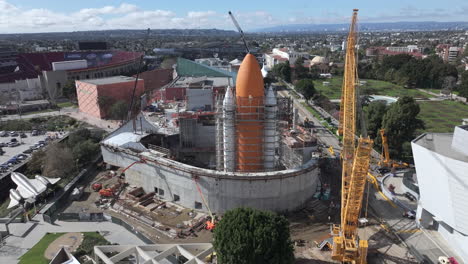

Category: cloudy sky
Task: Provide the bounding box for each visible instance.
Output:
[1,0,467,33]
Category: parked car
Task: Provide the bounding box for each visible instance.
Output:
[38,140,46,144]
[7,157,18,164]
[9,131,18,137]
[0,164,9,170]
[16,154,28,160]
[20,133,27,138]
[0,131,7,137]
[403,210,416,219]
[23,148,34,154]
[0,142,6,147]
[8,142,20,147]
[31,130,39,136]
[10,138,17,143]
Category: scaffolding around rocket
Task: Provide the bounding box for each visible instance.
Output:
[216,53,278,173]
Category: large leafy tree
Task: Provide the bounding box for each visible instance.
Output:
[272,61,292,83]
[459,70,468,98]
[295,79,316,100]
[109,100,128,121]
[381,96,424,160]
[213,207,294,264]
[365,101,388,140]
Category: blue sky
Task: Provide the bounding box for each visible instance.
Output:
[1,0,467,33]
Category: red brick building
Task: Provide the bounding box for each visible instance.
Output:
[76,76,145,119]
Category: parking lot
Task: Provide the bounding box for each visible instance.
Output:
[0,131,49,173]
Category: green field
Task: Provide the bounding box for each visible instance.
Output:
[314,77,433,99]
[19,232,110,264]
[19,233,64,264]
[418,100,468,133]
[57,102,77,108]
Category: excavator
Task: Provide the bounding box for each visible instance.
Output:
[378,129,409,169]
[332,9,373,264]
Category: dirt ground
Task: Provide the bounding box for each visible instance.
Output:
[60,168,415,263]
[44,232,83,260]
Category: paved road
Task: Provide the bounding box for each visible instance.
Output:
[0,216,146,263]
[278,89,342,156]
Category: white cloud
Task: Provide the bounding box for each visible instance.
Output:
[187,11,216,19]
[0,1,466,33]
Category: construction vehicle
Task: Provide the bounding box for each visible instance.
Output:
[332,9,374,264]
[328,146,335,156]
[92,183,103,191]
[379,129,409,169]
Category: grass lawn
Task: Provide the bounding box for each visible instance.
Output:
[418,100,468,133]
[314,77,433,99]
[19,232,110,264]
[22,109,56,116]
[57,102,76,108]
[19,233,64,264]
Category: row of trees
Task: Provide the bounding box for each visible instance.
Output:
[360,54,458,89]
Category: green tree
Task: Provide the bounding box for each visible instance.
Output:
[109,100,128,121]
[213,207,294,264]
[25,150,46,176]
[72,139,100,166]
[293,57,309,80]
[62,80,77,101]
[295,79,316,100]
[381,96,424,160]
[272,62,292,83]
[365,101,388,140]
[67,128,91,147]
[43,143,75,179]
[459,71,468,98]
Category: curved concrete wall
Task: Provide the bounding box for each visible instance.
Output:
[102,146,320,213]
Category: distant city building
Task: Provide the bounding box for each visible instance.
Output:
[137,68,173,92]
[0,50,142,103]
[366,46,423,59]
[76,76,144,119]
[411,125,468,263]
[436,44,465,63]
[309,56,330,73]
[264,48,309,69]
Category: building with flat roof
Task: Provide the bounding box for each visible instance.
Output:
[76,76,144,119]
[411,125,468,263]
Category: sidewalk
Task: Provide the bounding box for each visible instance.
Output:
[372,174,463,263]
[0,216,146,263]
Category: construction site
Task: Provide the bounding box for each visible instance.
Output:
[38,9,467,264]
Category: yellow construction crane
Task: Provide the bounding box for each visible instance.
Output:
[378,129,409,169]
[331,9,374,264]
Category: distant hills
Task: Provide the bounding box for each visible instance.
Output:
[0,29,238,40]
[253,21,468,33]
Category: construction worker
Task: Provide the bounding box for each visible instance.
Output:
[206,220,215,231]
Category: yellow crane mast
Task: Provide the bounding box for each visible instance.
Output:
[332,9,374,264]
[378,129,409,169]
[339,8,359,232]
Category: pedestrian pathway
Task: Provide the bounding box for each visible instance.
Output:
[0,215,146,263]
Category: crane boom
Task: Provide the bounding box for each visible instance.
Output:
[331,9,374,264]
[379,129,391,166]
[228,11,250,53]
[340,8,359,231]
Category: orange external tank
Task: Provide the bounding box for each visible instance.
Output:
[236,54,265,172]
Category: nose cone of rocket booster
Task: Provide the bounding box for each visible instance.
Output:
[236,54,264,98]
[235,53,265,172]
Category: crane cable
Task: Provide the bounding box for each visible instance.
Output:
[192,177,214,222]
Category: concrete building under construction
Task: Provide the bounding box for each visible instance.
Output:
[100,54,320,213]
